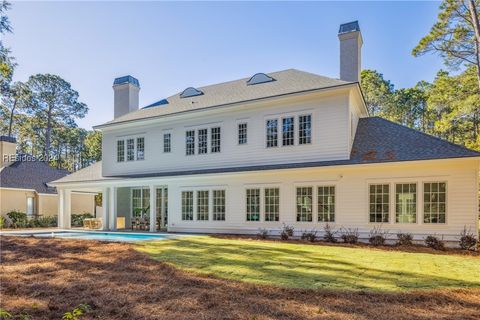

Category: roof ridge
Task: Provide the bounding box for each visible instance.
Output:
[365,116,480,155]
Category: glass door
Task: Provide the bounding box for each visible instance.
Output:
[156,187,168,231]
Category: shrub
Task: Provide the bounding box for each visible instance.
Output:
[396,233,413,246]
[301,230,317,242]
[71,213,94,227]
[280,223,294,240]
[257,228,269,239]
[323,223,337,243]
[425,235,445,251]
[459,227,477,251]
[36,216,58,228]
[6,211,28,229]
[0,216,5,229]
[340,228,359,244]
[62,304,91,320]
[368,226,389,246]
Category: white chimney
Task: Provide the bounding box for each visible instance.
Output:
[0,136,17,168]
[338,21,362,83]
[113,75,140,119]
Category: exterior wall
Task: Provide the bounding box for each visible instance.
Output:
[102,90,353,177]
[0,140,16,168]
[0,189,95,217]
[0,189,36,216]
[116,187,131,228]
[161,158,478,241]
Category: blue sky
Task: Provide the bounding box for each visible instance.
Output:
[5,1,442,130]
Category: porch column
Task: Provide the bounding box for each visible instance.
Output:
[57,189,71,229]
[149,185,156,232]
[101,187,109,231]
[108,187,117,231]
[57,188,65,229]
[64,190,72,228]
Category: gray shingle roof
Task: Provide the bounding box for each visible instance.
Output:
[0,158,70,194]
[96,69,351,128]
[51,117,480,185]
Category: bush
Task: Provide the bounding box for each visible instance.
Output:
[257,228,269,239]
[368,226,389,246]
[425,235,445,251]
[280,223,294,240]
[6,211,28,229]
[301,230,317,242]
[35,216,58,228]
[396,233,413,246]
[71,213,94,227]
[340,228,359,244]
[323,223,337,243]
[0,216,5,229]
[459,227,477,251]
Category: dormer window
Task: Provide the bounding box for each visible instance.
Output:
[180,87,204,98]
[246,73,275,86]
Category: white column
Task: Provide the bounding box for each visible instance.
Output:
[108,187,116,231]
[149,185,156,232]
[57,189,65,229]
[101,187,109,230]
[64,190,72,228]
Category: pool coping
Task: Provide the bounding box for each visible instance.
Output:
[0,229,199,237]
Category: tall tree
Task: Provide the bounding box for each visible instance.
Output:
[1,81,31,137]
[413,0,480,90]
[82,130,102,164]
[360,70,394,116]
[0,0,14,95]
[26,74,88,160]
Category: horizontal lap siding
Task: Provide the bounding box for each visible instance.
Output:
[166,159,478,240]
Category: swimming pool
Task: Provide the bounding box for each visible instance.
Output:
[0,231,192,242]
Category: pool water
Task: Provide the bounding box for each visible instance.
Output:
[3,231,188,242]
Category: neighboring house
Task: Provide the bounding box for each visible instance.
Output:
[50,21,479,241]
[0,136,96,219]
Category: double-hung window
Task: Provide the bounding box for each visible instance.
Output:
[163,133,171,153]
[299,115,312,145]
[238,123,247,145]
[296,187,313,222]
[213,190,226,221]
[369,184,389,223]
[211,127,221,153]
[318,186,335,222]
[246,189,260,221]
[181,191,193,221]
[186,130,195,155]
[395,183,417,223]
[117,140,125,162]
[136,137,145,160]
[282,117,295,146]
[266,119,278,148]
[264,188,280,221]
[126,138,135,161]
[423,182,446,223]
[197,190,209,221]
[198,129,208,154]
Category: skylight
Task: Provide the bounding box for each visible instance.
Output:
[180,87,204,98]
[246,73,275,86]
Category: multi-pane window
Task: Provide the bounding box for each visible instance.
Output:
[369,184,389,223]
[318,186,335,222]
[181,191,193,221]
[299,115,312,145]
[126,138,135,161]
[163,133,171,153]
[396,183,417,223]
[117,140,125,162]
[197,190,209,221]
[264,188,280,221]
[213,190,226,221]
[238,123,248,145]
[246,189,260,221]
[136,137,145,160]
[186,130,195,155]
[211,127,221,153]
[424,182,446,224]
[132,187,150,218]
[282,117,295,146]
[266,119,278,148]
[296,187,313,222]
[198,129,208,154]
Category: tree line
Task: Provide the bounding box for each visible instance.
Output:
[0,1,101,171]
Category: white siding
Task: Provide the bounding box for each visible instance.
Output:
[102,91,351,176]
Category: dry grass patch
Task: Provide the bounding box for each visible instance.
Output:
[1,236,479,320]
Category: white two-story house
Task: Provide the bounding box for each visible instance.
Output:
[51,21,480,241]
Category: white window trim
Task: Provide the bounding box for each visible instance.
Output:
[366,182,392,225]
[422,181,448,225]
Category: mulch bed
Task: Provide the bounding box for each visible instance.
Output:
[1,236,479,320]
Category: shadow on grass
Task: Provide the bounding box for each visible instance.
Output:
[138,237,480,291]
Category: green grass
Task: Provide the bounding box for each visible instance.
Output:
[136,236,480,292]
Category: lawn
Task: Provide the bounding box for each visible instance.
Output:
[137,236,480,292]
